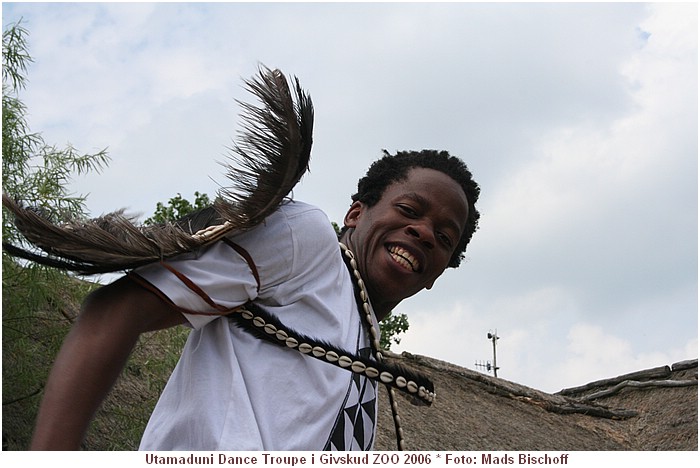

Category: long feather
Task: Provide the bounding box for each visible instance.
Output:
[2,66,313,275]
[214,67,313,228]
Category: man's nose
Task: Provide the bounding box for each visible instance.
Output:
[406,223,435,249]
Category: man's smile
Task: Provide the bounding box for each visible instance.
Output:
[387,244,421,272]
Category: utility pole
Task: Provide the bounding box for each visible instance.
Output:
[487,329,499,378]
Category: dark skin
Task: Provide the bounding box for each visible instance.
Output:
[30,166,469,449]
[340,167,469,320]
[30,278,186,450]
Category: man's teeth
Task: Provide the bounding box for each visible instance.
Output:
[389,245,419,272]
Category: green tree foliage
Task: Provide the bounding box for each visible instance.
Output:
[380,310,410,350]
[1,21,124,450]
[143,191,211,225]
[2,21,110,246]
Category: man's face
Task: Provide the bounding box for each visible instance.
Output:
[343,167,469,317]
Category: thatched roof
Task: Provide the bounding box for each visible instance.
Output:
[374,353,697,451]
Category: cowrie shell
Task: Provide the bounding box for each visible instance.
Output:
[380,371,394,384]
[338,356,352,368]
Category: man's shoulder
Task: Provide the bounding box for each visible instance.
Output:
[278,199,323,214]
[277,201,339,250]
[277,200,330,225]
[235,200,333,244]
[235,200,340,283]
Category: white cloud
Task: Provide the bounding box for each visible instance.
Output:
[393,2,697,393]
[551,323,696,391]
[399,307,696,393]
[2,2,695,395]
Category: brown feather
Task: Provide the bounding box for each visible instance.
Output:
[2,66,313,274]
[214,66,313,229]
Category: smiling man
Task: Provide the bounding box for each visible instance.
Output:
[341,151,479,320]
[28,149,480,451]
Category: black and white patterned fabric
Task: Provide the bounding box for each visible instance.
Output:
[324,347,378,450]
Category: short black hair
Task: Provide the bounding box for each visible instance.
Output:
[349,149,480,268]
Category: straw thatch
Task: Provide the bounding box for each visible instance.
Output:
[375,353,697,451]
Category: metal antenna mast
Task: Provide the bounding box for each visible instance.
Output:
[475,329,500,378]
[487,329,499,377]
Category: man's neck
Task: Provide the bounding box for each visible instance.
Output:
[339,229,395,322]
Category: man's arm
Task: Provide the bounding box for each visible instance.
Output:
[30,275,187,450]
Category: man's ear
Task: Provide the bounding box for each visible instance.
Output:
[343,201,364,228]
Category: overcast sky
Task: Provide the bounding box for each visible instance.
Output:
[2,2,697,394]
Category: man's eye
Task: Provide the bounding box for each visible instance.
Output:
[398,205,417,216]
[438,232,453,248]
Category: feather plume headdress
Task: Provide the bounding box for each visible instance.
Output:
[2,67,313,275]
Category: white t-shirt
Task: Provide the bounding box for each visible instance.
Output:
[135,201,379,451]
